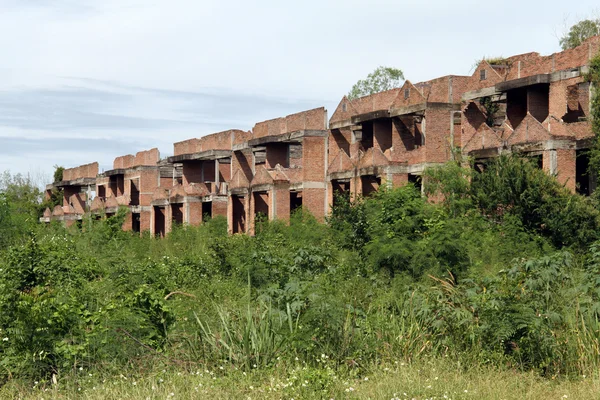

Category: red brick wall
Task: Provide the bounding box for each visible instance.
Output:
[188,202,203,226]
[274,186,291,222]
[303,187,325,221]
[556,149,576,192]
[212,200,228,218]
[424,106,453,163]
[302,137,326,182]
[113,155,135,170]
[174,138,201,156]
[219,161,231,182]
[133,148,159,167]
[62,162,98,181]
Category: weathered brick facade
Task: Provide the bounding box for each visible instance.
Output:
[462,36,600,195]
[42,36,600,233]
[41,162,99,226]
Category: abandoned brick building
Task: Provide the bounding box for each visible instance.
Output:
[228,107,328,234]
[461,36,600,195]
[90,148,178,234]
[42,36,600,234]
[149,129,251,237]
[41,162,98,226]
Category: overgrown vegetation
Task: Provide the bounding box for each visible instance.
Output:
[2,155,600,397]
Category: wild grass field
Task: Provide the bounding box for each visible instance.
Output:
[3,156,600,399]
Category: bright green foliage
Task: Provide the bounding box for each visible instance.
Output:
[0,172,42,249]
[1,158,600,385]
[587,53,600,183]
[52,165,64,183]
[560,19,600,50]
[425,155,600,248]
[347,66,404,100]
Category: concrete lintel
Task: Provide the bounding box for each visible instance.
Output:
[229,187,249,196]
[232,143,249,151]
[495,74,551,92]
[103,168,126,177]
[247,130,327,147]
[151,199,169,207]
[130,205,151,213]
[328,171,355,181]
[55,177,96,188]
[510,139,576,152]
[329,118,353,130]
[575,138,594,150]
[462,87,499,101]
[550,66,587,83]
[251,184,273,193]
[389,102,427,117]
[358,166,383,177]
[468,148,503,159]
[351,110,391,124]
[301,181,326,189]
[205,195,228,203]
[167,149,232,163]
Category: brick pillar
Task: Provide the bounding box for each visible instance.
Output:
[556,149,576,193]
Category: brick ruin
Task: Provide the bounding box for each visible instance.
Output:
[42,36,600,234]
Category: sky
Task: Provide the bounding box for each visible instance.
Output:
[1,0,599,182]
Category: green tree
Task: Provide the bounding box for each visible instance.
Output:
[347,66,404,100]
[560,18,600,50]
[53,165,64,183]
[0,171,42,249]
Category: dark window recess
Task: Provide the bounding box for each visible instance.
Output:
[527,153,543,169]
[253,192,269,220]
[132,213,141,233]
[172,203,183,225]
[266,143,290,168]
[290,191,303,213]
[109,175,125,196]
[342,103,347,112]
[361,121,374,150]
[404,88,410,99]
[474,160,487,174]
[232,196,246,234]
[332,180,350,208]
[480,69,487,81]
[98,185,106,199]
[154,206,166,237]
[507,88,527,128]
[130,179,140,206]
[576,150,596,196]
[374,119,392,153]
[563,84,587,123]
[361,175,381,197]
[408,174,422,192]
[202,201,212,221]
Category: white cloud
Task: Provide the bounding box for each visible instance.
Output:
[1,0,600,175]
